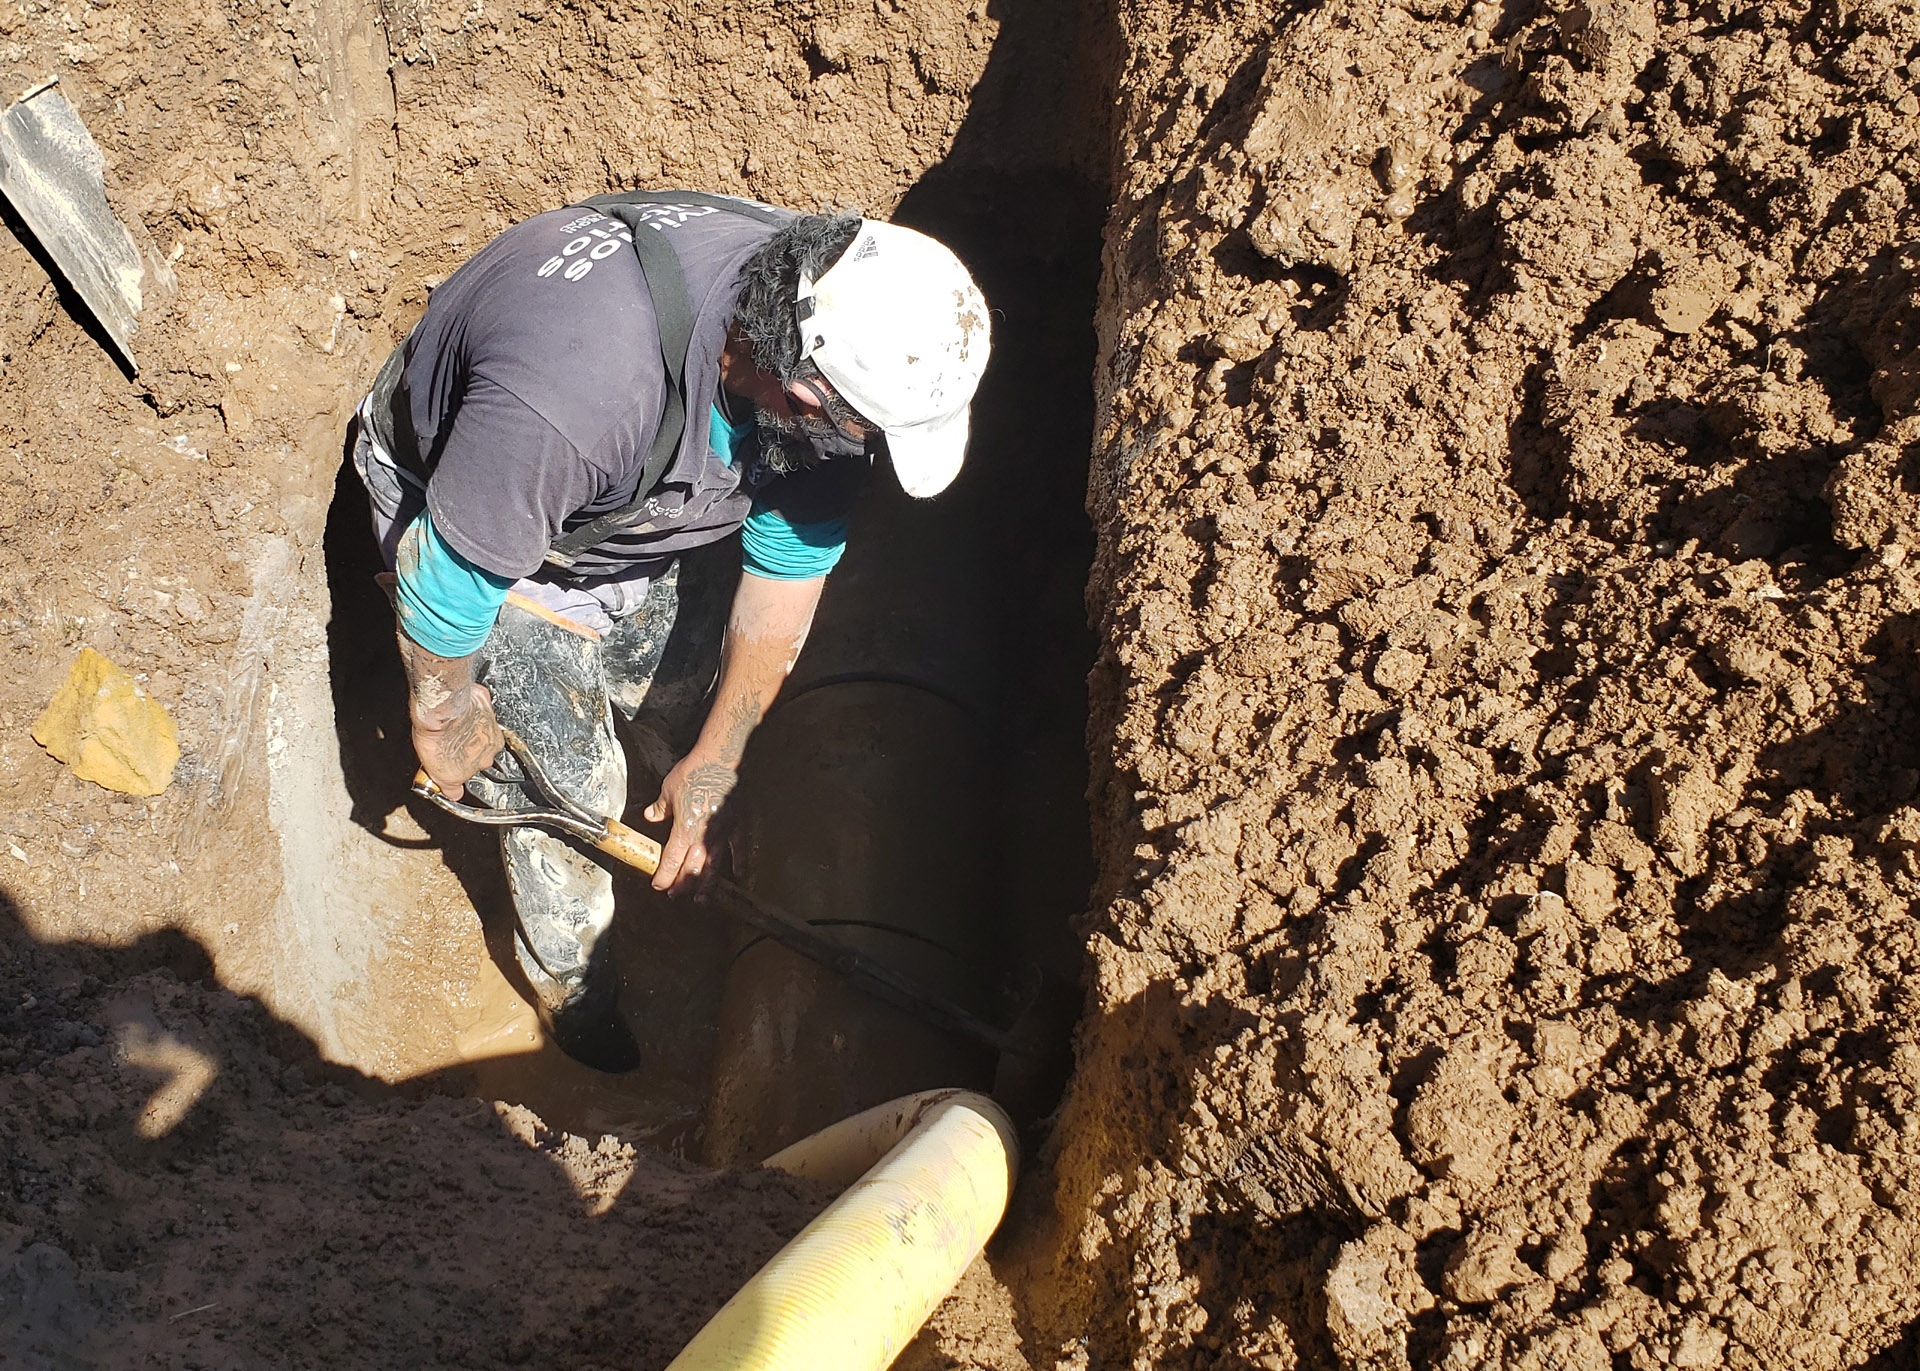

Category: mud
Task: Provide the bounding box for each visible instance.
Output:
[3,0,1919,1360]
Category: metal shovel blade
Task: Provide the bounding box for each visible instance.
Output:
[0,82,146,371]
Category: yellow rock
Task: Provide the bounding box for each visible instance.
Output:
[31,648,179,796]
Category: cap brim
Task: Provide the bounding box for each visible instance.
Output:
[884,405,969,498]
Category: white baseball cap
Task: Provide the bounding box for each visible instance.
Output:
[796,220,990,497]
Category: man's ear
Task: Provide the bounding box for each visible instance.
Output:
[718,331,778,405]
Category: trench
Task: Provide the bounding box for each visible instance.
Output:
[320,169,1103,1155]
[0,0,1121,1356]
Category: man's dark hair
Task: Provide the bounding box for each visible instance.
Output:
[734,212,863,385]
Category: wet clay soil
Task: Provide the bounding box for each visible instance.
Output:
[4,0,1920,1363]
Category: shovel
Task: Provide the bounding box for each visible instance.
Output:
[0,79,161,371]
[412,731,1031,1059]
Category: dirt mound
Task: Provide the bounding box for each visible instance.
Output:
[1040,0,1920,1364]
[0,916,844,1367]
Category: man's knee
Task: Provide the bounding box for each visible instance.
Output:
[603,563,681,720]
[502,826,616,996]
[477,602,625,815]
[615,545,734,753]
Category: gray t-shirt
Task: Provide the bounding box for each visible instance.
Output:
[375,199,865,581]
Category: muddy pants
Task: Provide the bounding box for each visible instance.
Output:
[350,408,729,1009]
[459,581,684,1009]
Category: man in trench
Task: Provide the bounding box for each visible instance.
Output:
[350,192,991,1071]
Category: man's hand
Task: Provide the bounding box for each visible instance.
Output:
[643,752,738,895]
[412,683,503,800]
[643,571,825,898]
[397,630,503,801]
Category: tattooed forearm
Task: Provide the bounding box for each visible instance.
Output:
[717,690,762,766]
[690,574,823,772]
[436,695,501,757]
[396,630,484,727]
[648,577,823,893]
[396,628,502,794]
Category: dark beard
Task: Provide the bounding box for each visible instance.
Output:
[753,405,864,475]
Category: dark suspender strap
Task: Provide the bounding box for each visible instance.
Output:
[541,191,785,569]
[541,216,692,568]
[363,327,437,483]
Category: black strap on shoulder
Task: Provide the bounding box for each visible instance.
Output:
[542,191,786,569]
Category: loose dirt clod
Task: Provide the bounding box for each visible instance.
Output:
[32,648,179,796]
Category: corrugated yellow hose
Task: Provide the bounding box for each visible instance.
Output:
[667,1090,1019,1371]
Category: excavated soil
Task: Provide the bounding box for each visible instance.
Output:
[0,917,841,1368]
[3,0,1920,1363]
[1034,0,1920,1366]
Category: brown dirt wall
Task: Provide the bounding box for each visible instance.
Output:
[0,0,1092,1361]
[1033,0,1920,1366]
[0,0,1004,1068]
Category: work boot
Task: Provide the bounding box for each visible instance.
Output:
[539,963,642,1075]
[499,824,640,1073]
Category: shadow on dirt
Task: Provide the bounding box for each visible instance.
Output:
[0,883,835,1368]
[1502,235,1905,571]
[867,0,1113,1357]
[1859,1318,1920,1370]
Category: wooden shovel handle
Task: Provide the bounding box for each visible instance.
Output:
[594,817,662,876]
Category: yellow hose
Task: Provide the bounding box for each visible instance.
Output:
[760,1087,985,1187]
[667,1090,1018,1371]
